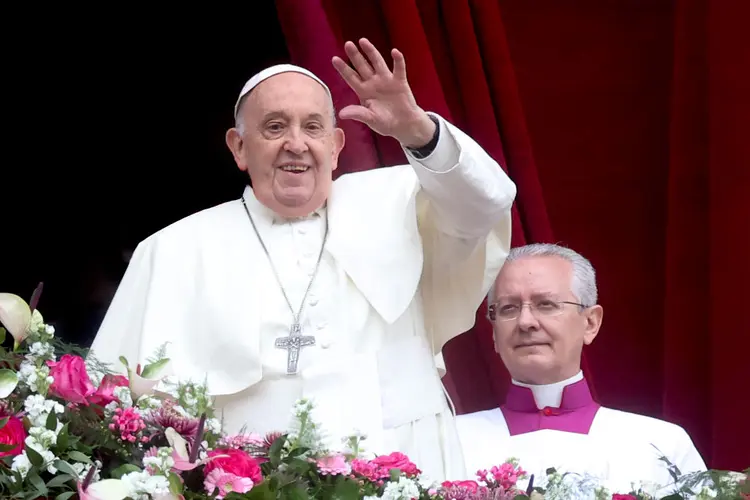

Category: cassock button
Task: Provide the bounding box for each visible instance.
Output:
[542,407,553,416]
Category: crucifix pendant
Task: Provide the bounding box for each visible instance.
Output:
[274,322,316,374]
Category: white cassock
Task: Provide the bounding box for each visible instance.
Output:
[455,371,707,494]
[87,113,517,482]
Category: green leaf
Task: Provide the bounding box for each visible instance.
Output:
[0,368,18,398]
[0,416,8,429]
[110,463,141,479]
[55,493,77,500]
[54,424,69,452]
[332,476,360,500]
[53,460,81,478]
[287,446,310,458]
[389,468,402,482]
[11,468,25,487]
[27,470,47,495]
[140,357,170,379]
[268,476,280,491]
[244,481,276,500]
[0,443,17,452]
[45,410,58,431]
[269,435,285,467]
[168,472,183,494]
[284,483,310,500]
[0,471,12,487]
[25,445,46,468]
[46,474,76,488]
[286,457,312,476]
[0,326,6,343]
[118,356,129,370]
[67,450,92,464]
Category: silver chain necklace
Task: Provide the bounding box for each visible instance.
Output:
[241,195,328,374]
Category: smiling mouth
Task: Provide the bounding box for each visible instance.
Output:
[515,342,550,349]
[278,164,311,173]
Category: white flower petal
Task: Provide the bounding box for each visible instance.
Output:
[83,479,130,500]
[0,293,31,344]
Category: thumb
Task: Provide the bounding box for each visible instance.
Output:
[338,105,376,126]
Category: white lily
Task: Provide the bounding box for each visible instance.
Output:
[0,293,31,347]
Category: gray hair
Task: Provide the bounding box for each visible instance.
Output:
[234,91,337,136]
[489,243,598,307]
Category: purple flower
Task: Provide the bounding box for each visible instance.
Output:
[149,400,200,441]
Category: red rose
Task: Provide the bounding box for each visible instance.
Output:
[204,448,263,484]
[47,354,96,405]
[372,452,421,476]
[0,415,27,457]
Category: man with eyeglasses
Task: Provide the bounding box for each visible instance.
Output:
[454,243,706,494]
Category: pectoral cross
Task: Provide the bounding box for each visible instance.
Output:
[275,322,316,374]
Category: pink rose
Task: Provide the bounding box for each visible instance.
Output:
[0,415,26,457]
[371,452,421,477]
[612,495,638,500]
[88,374,129,407]
[204,448,263,484]
[47,354,96,405]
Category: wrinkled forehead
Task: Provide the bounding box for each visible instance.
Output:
[243,72,334,121]
[494,255,574,298]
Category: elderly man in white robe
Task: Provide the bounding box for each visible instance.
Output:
[455,243,706,493]
[87,38,517,482]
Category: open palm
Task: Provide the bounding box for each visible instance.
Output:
[332,39,429,146]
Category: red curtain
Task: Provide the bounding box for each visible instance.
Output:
[274,0,749,470]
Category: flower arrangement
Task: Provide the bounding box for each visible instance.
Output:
[1,286,748,500]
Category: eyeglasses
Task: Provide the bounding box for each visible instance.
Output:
[487,300,587,322]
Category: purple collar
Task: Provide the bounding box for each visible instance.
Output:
[501,378,600,435]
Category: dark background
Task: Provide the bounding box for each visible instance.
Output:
[2,3,289,347]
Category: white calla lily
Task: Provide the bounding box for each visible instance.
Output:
[0,293,31,346]
[166,427,190,460]
[120,356,173,399]
[78,478,130,500]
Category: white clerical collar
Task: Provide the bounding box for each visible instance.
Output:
[512,371,584,409]
[241,185,325,226]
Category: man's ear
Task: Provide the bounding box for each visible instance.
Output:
[490,324,502,354]
[225,128,247,172]
[331,128,345,171]
[582,305,603,345]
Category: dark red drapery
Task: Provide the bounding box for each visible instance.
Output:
[274,0,750,470]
